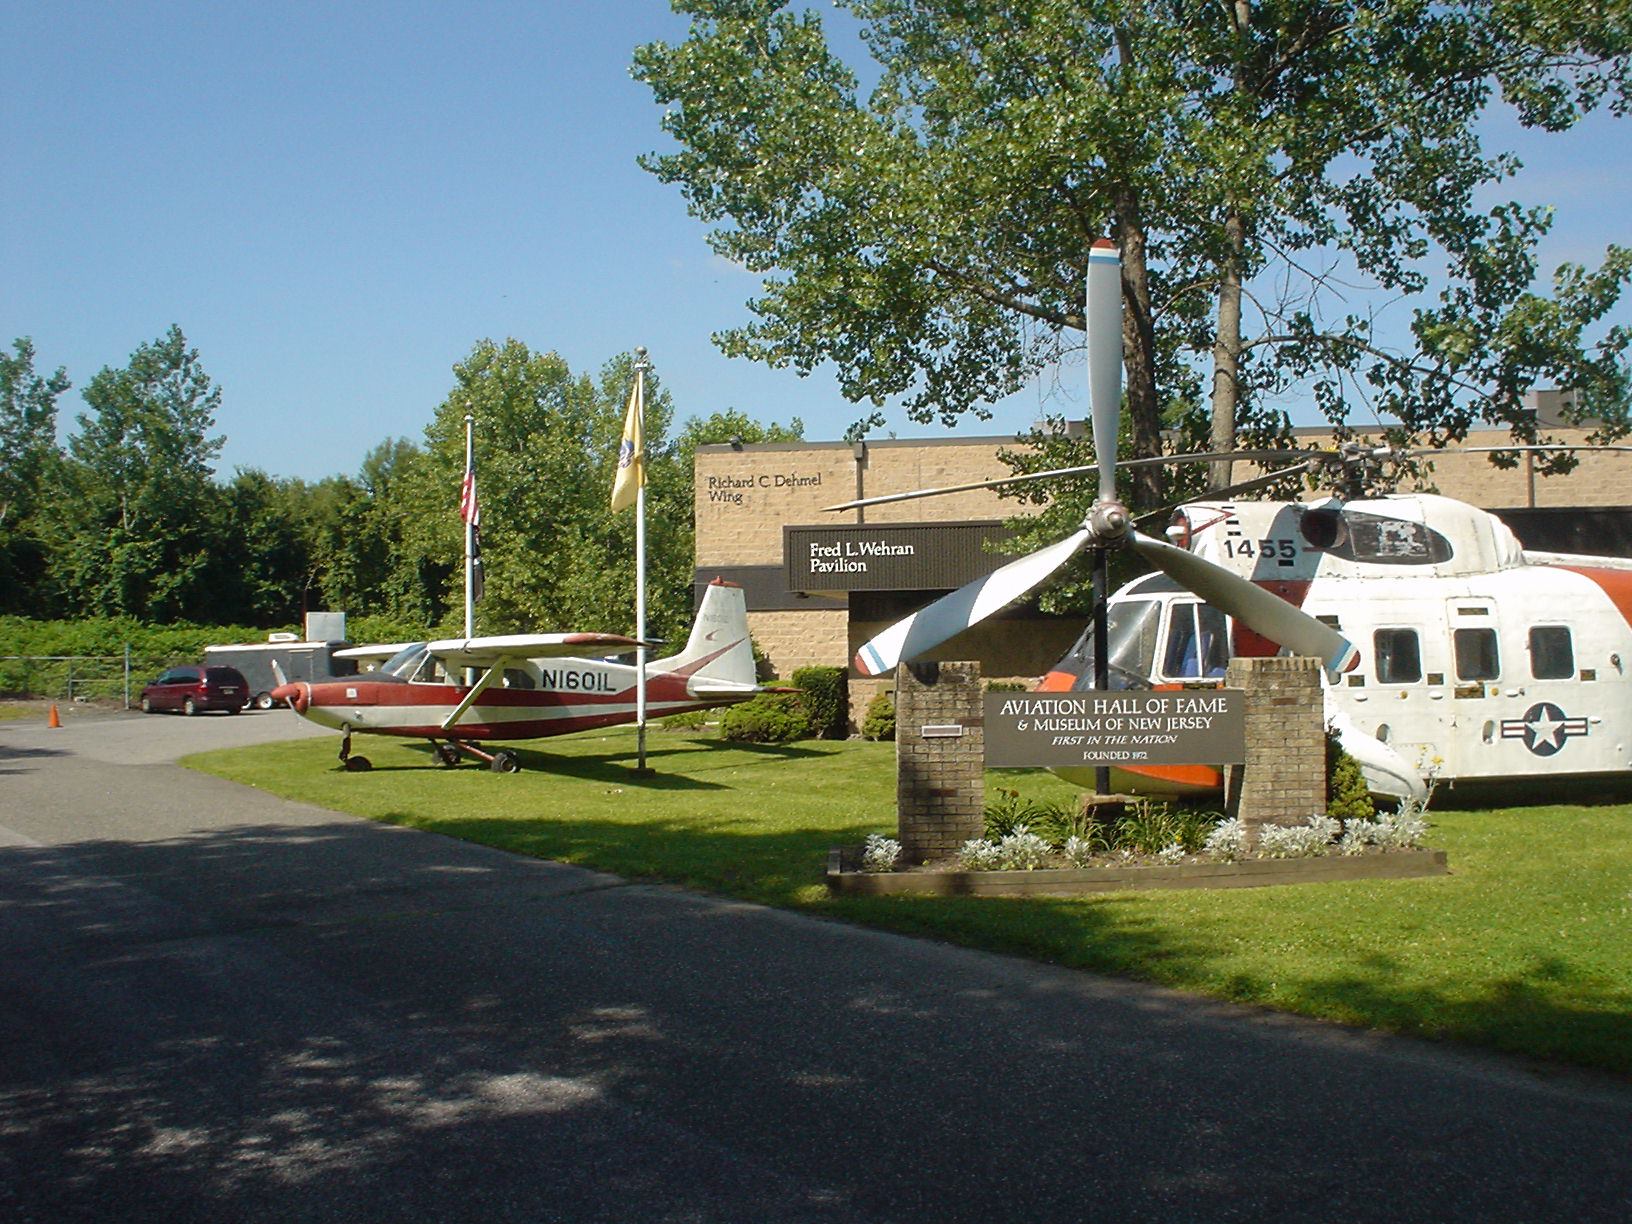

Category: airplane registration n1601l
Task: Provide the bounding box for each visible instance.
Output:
[272,579,762,772]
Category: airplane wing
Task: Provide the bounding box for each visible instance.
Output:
[426,632,647,671]
[333,642,421,663]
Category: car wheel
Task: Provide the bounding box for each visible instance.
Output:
[255,691,275,711]
[183,697,198,717]
[227,703,241,715]
[489,750,521,774]
[140,696,153,714]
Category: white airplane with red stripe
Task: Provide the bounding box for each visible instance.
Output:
[272,579,760,772]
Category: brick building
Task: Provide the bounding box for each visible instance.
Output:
[693,416,1632,726]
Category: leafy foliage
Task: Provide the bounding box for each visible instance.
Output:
[637,1,1632,502]
[719,691,813,743]
[1326,727,1377,823]
[791,665,848,738]
[860,690,896,741]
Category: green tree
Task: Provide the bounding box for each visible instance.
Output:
[0,338,70,614]
[58,325,226,619]
[636,2,1631,505]
[413,340,691,642]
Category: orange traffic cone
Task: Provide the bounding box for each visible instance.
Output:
[47,702,61,728]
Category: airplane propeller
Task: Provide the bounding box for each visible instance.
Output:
[847,237,1360,679]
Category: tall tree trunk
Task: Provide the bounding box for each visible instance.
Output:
[1210,209,1246,491]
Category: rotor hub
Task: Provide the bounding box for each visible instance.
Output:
[1086,499,1131,545]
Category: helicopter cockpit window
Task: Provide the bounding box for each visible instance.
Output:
[1066,599,1162,691]
[1528,626,1573,680]
[1454,627,1499,681]
[1301,509,1453,565]
[1162,602,1230,679]
[1373,628,1422,684]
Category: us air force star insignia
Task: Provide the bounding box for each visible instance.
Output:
[1500,702,1590,757]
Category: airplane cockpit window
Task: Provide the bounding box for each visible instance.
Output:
[1373,628,1422,684]
[1066,599,1161,691]
[381,643,430,680]
[1454,627,1499,681]
[1528,626,1574,680]
[502,667,536,690]
[1162,602,1230,679]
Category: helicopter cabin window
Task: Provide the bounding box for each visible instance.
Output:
[1528,626,1573,680]
[1162,602,1230,679]
[1373,628,1422,684]
[1453,627,1500,681]
[1066,598,1163,691]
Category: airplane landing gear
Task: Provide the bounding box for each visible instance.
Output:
[339,730,373,772]
[489,750,521,774]
[434,743,463,767]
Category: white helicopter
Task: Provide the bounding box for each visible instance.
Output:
[837,240,1632,803]
[271,579,763,772]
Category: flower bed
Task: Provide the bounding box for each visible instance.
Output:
[826,844,1449,896]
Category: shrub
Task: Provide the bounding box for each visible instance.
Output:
[996,826,1052,870]
[861,833,902,873]
[792,665,848,739]
[1203,818,1249,862]
[861,691,895,741]
[1112,800,1220,856]
[659,708,711,730]
[1257,815,1339,859]
[718,692,812,743]
[1062,835,1099,867]
[957,838,1005,871]
[1326,725,1376,822]
[985,787,1048,839]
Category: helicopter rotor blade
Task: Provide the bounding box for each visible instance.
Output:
[851,527,1093,677]
[1127,530,1358,674]
[1087,239,1123,505]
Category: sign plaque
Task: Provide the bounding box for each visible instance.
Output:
[984,690,1246,768]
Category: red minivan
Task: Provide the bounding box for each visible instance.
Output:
[139,665,249,715]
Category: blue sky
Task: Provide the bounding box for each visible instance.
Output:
[3,1,1627,483]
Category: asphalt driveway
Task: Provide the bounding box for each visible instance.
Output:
[2,710,1630,1221]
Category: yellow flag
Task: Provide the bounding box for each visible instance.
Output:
[611,376,645,513]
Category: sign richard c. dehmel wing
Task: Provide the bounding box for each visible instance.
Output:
[985,690,1246,767]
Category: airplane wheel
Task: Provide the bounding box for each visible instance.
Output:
[344,755,373,772]
[436,745,462,767]
[489,750,521,774]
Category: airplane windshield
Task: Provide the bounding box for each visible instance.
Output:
[381,643,431,679]
[1061,600,1162,691]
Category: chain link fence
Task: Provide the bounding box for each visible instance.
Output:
[0,650,200,707]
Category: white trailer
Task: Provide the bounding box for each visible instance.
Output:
[202,636,358,709]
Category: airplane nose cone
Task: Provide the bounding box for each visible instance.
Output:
[271,681,308,713]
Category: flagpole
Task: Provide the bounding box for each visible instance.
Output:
[633,347,650,773]
[463,411,476,641]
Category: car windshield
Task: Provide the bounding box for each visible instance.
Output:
[381,642,431,679]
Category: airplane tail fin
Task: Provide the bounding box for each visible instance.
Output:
[650,579,758,698]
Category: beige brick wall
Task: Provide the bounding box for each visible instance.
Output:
[1225,657,1326,831]
[748,608,849,679]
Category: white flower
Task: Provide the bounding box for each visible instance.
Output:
[1156,842,1186,864]
[861,833,902,873]
[997,825,1052,870]
[957,838,1004,871]
[1204,817,1249,862]
[1063,835,1097,867]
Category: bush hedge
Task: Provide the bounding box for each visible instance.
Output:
[791,665,848,739]
[719,692,813,743]
[861,691,895,741]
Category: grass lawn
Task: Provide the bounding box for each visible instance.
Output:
[187,727,1632,1077]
